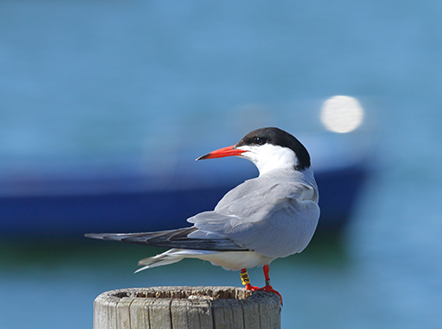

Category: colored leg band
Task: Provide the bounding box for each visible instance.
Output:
[240,271,251,285]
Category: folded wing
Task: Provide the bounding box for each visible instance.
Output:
[85,227,248,251]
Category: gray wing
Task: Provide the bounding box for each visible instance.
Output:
[85,227,248,251]
[86,172,319,257]
[187,174,320,258]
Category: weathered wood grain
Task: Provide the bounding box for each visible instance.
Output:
[93,286,281,329]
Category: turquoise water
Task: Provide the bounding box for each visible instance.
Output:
[1,1,442,328]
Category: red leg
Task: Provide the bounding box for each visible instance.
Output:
[240,269,260,291]
[258,265,283,305]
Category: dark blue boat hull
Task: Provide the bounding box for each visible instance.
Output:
[0,164,367,236]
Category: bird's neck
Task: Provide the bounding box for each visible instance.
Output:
[256,162,297,176]
[253,146,300,176]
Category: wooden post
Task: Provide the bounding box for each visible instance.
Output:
[93,286,281,329]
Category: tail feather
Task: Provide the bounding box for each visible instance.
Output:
[135,248,274,272]
[135,249,186,273]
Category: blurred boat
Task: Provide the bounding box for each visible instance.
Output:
[0,136,369,237]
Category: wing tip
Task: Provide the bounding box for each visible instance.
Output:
[84,233,101,239]
[84,233,117,240]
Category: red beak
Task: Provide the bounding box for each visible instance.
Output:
[196,145,246,160]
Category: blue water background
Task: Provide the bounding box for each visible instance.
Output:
[1,1,442,328]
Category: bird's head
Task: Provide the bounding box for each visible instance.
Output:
[196,127,311,176]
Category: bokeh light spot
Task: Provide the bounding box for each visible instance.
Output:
[320,95,364,133]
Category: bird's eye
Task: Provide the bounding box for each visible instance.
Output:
[253,137,266,145]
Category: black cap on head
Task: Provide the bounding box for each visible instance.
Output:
[235,127,311,170]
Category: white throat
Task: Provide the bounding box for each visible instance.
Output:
[239,144,300,176]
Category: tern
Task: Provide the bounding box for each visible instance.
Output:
[86,127,320,303]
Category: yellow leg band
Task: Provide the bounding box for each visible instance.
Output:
[240,271,250,285]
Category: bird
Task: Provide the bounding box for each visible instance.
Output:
[85,127,320,304]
